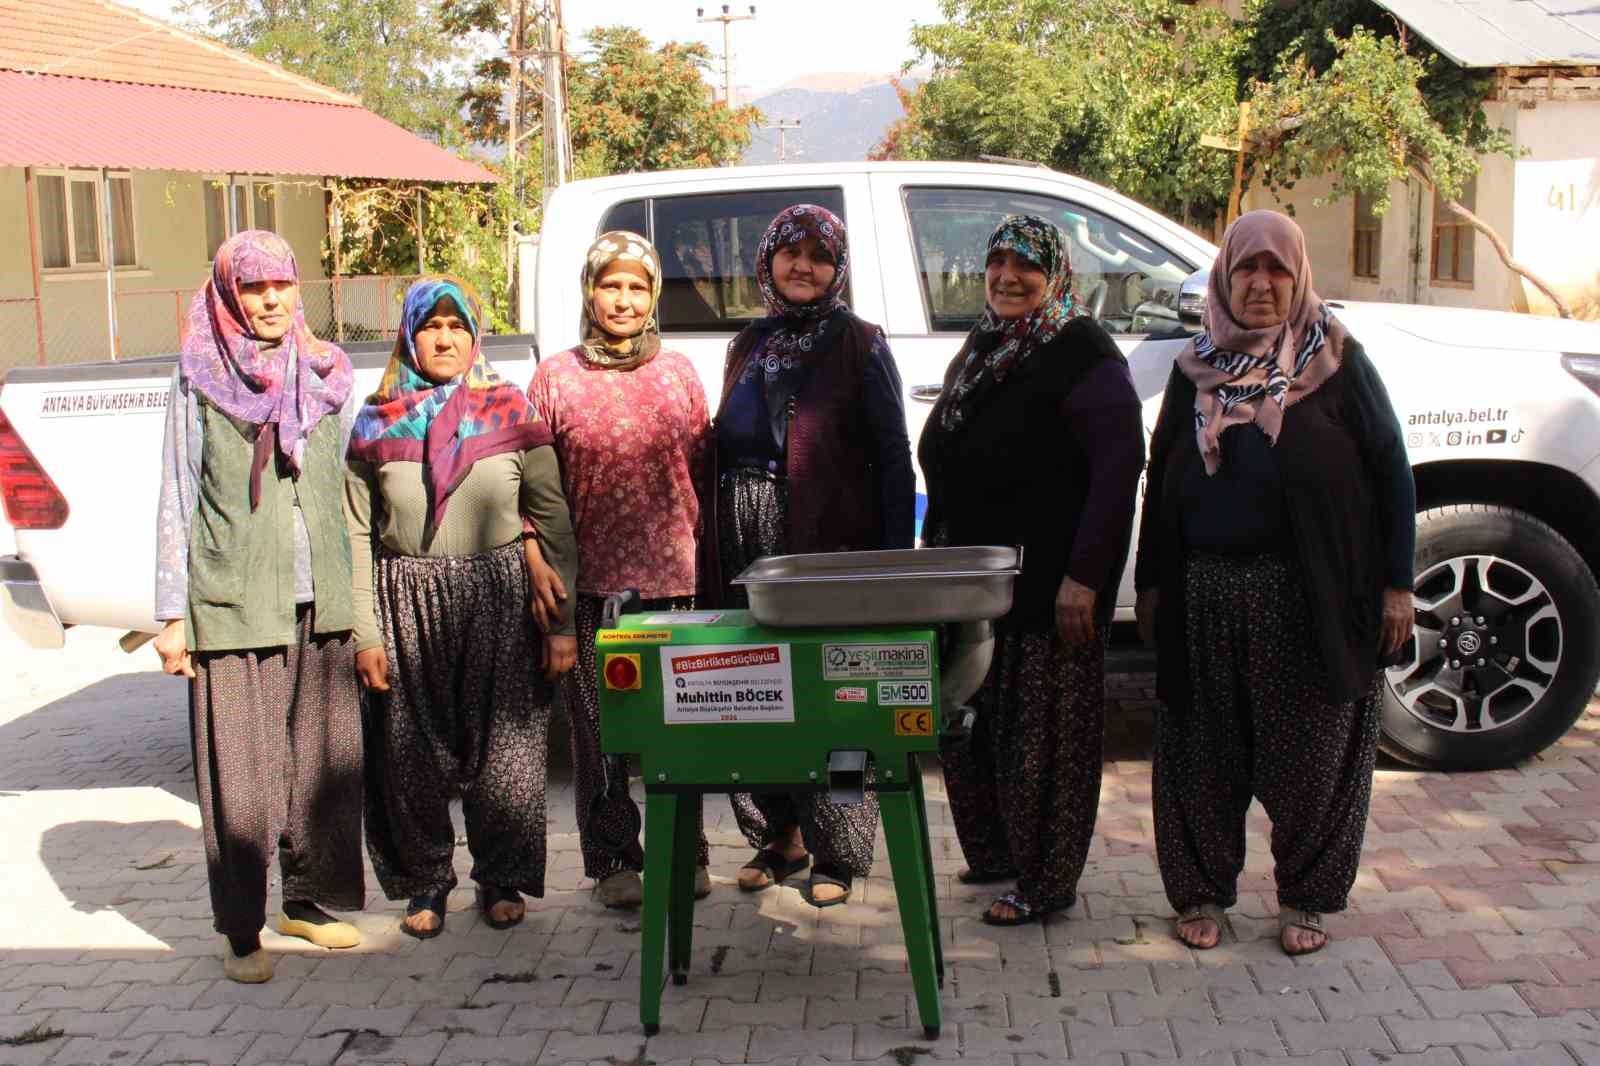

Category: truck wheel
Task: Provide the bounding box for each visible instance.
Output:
[1380,505,1600,771]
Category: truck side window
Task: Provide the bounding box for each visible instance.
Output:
[903,187,1194,336]
[607,188,849,332]
[599,199,649,237]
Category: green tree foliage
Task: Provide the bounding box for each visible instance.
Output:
[874,0,1243,225]
[185,0,464,137]
[1236,0,1501,154]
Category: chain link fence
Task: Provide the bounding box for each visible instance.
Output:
[0,276,418,373]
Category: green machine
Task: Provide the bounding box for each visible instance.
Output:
[596,547,1020,1039]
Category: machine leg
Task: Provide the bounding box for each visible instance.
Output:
[909,762,945,986]
[667,793,700,985]
[639,791,679,1035]
[878,782,943,1038]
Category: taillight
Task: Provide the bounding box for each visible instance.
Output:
[0,404,69,529]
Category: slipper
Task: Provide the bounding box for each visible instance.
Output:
[957,866,1017,885]
[1279,907,1327,957]
[1174,902,1225,950]
[738,847,810,892]
[220,937,274,983]
[806,865,852,908]
[980,891,1071,927]
[401,890,448,940]
[479,884,525,930]
[277,905,361,950]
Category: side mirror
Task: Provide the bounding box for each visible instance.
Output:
[1177,268,1209,333]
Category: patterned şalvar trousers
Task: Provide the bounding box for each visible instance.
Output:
[190,606,365,938]
[1153,552,1379,915]
[940,626,1107,911]
[363,542,553,900]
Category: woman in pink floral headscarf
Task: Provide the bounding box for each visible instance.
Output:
[153,230,364,984]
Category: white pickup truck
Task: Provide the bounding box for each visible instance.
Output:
[5,160,1600,772]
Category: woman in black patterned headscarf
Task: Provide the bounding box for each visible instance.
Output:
[921,214,1145,926]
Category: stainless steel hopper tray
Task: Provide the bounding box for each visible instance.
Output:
[731,546,1020,628]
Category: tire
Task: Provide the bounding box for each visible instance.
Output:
[1379,505,1600,771]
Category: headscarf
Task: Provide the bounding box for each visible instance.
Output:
[178,229,352,509]
[1176,210,1344,475]
[347,276,552,532]
[579,230,662,371]
[935,214,1081,433]
[737,203,854,448]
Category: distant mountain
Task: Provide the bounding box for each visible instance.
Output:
[742,74,922,165]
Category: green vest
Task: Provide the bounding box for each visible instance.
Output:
[186,402,354,652]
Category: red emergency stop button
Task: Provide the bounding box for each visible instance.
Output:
[603,653,641,691]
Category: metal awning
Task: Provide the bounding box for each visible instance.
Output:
[1373,0,1600,68]
[0,71,496,183]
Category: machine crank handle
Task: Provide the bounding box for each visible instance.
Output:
[941,706,977,744]
[600,588,642,629]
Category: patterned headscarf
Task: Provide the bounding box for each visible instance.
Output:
[347,276,552,531]
[1176,210,1344,475]
[178,229,352,492]
[736,204,854,449]
[579,230,662,372]
[752,203,851,357]
[936,215,1080,432]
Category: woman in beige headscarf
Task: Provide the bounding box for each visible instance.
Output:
[525,231,715,909]
[1134,211,1415,957]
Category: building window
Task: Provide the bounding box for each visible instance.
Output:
[34,169,137,270]
[203,176,280,260]
[1431,177,1476,285]
[1352,190,1381,280]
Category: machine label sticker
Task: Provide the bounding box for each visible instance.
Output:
[597,629,672,644]
[877,680,932,706]
[661,643,795,724]
[821,642,932,680]
[834,686,868,703]
[893,709,935,736]
[639,612,722,625]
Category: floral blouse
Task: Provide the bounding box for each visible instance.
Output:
[527,346,709,599]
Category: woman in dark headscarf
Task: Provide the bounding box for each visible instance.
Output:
[1135,210,1415,956]
[920,215,1145,927]
[707,203,916,907]
[526,231,714,910]
[345,276,577,939]
[153,230,364,983]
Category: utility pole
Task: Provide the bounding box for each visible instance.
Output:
[762,119,801,162]
[696,4,756,105]
[538,0,571,199]
[504,0,526,302]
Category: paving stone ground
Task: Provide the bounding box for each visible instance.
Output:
[4,625,1600,1065]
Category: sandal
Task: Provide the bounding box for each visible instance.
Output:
[980,891,1070,927]
[806,865,852,908]
[1175,902,1225,950]
[402,889,449,940]
[738,847,809,892]
[479,884,524,930]
[957,866,1017,885]
[1279,908,1327,957]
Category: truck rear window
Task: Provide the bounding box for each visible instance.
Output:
[599,187,849,332]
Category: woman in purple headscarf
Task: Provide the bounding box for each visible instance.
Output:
[705,203,917,908]
[153,230,363,984]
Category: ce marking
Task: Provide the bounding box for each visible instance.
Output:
[894,709,933,736]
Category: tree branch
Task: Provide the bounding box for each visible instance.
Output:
[1439,195,1573,319]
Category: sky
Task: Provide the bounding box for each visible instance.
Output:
[119,0,946,99]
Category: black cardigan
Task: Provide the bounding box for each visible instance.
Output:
[1134,337,1416,705]
[920,317,1145,632]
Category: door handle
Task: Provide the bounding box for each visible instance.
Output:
[909,384,943,404]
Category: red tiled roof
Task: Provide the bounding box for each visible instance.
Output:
[0,0,357,103]
[0,71,497,183]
